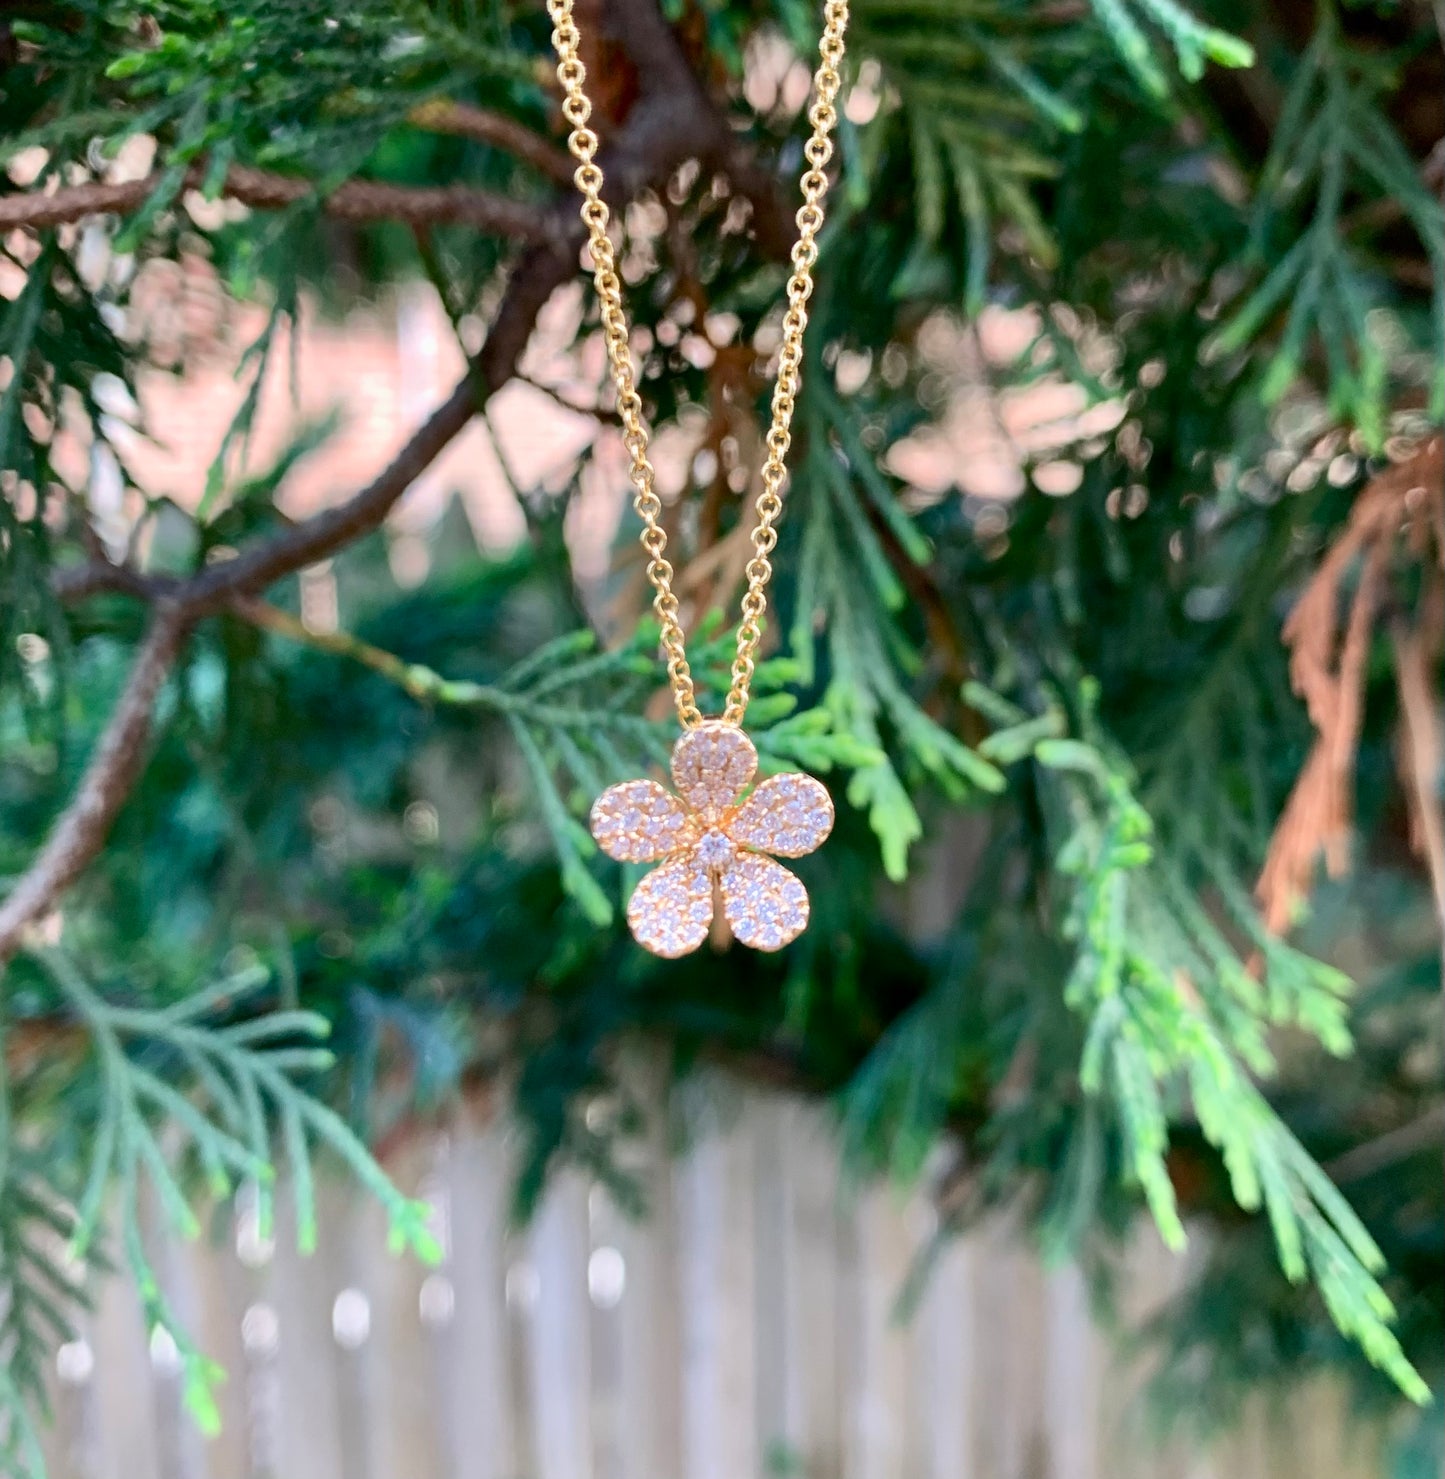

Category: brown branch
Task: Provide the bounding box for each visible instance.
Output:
[53,0,771,623]
[0,608,189,965]
[226,165,549,239]
[1257,433,1445,932]
[0,162,549,240]
[1325,1104,1445,1183]
[26,259,570,943]
[1392,620,1445,944]
[18,0,799,967]
[0,174,183,230]
[49,560,180,606]
[21,368,513,966]
[407,98,576,185]
[20,376,494,967]
[52,382,482,610]
[572,0,794,252]
[187,378,487,610]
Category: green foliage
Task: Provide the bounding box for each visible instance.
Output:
[1211,18,1445,441]
[788,389,1005,879]
[486,609,895,921]
[0,954,438,1440]
[849,0,1077,292]
[1143,918,1443,1441]
[0,236,132,743]
[1025,697,1422,1400]
[843,677,1427,1401]
[13,0,536,184]
[1088,0,1252,95]
[0,1158,87,1479]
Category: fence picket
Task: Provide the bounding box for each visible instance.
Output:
[443,1115,519,1479]
[38,1088,1387,1479]
[605,1094,682,1479]
[526,1171,594,1479]
[268,1179,346,1479]
[842,1182,912,1479]
[353,1138,448,1479]
[41,1323,97,1479]
[1043,1261,1103,1479]
[139,1201,208,1479]
[185,1217,260,1479]
[776,1101,845,1477]
[673,1081,759,1479]
[87,1253,158,1479]
[909,1215,975,1479]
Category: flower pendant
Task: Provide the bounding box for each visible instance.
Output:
[589,722,834,958]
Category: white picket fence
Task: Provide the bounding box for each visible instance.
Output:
[38,1079,1388,1479]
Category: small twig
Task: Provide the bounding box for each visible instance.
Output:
[407,98,575,184]
[1391,619,1445,960]
[50,560,180,606]
[515,371,623,425]
[227,596,498,709]
[231,596,665,739]
[1325,1103,1445,1183]
[479,405,531,515]
[0,162,549,240]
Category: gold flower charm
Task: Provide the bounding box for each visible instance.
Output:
[589,722,835,958]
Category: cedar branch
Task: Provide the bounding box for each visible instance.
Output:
[16,0,780,961]
[0,162,549,240]
[1258,434,1445,932]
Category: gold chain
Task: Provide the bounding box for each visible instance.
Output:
[547,0,849,729]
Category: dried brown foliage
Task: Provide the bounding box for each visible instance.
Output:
[1258,432,1445,932]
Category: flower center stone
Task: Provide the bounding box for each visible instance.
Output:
[695,828,734,869]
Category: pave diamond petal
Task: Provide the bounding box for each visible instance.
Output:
[589,779,692,862]
[719,852,809,952]
[730,773,835,858]
[626,852,714,958]
[671,722,757,820]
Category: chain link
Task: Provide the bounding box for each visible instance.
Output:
[547,0,849,730]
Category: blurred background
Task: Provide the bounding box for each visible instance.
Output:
[0,0,1441,1476]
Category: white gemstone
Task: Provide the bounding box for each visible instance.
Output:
[695,829,734,868]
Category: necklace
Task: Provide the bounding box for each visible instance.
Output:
[548,0,849,957]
